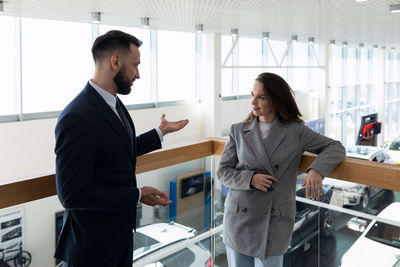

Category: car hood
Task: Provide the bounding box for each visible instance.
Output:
[388,150,400,164]
[322,178,360,188]
[341,235,400,267]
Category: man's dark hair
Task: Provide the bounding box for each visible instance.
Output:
[245,72,302,124]
[91,30,142,63]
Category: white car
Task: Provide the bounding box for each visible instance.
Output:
[133,222,212,267]
[340,202,400,267]
[383,136,400,165]
[323,145,393,210]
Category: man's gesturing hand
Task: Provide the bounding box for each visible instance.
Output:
[159,114,189,136]
[140,186,172,206]
[250,173,278,192]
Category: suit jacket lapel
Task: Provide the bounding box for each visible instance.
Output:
[265,117,287,157]
[243,119,273,174]
[85,84,134,161]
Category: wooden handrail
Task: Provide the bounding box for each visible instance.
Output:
[1,138,399,209]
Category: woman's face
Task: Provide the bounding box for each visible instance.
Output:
[251,81,275,123]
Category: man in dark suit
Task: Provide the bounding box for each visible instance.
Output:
[54,30,189,267]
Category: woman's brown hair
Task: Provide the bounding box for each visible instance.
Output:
[245,72,302,124]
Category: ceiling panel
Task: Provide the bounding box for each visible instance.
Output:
[1,0,400,48]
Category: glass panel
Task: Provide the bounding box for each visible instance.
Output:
[157,30,195,102]
[330,114,343,141]
[221,69,233,97]
[238,68,262,95]
[360,85,369,106]
[330,45,343,87]
[360,48,369,84]
[330,87,343,112]
[386,83,392,101]
[269,40,288,66]
[0,16,18,116]
[385,50,391,82]
[391,103,398,138]
[221,35,233,66]
[99,25,151,104]
[347,47,357,86]
[346,86,356,108]
[238,37,262,66]
[21,18,92,113]
[346,110,356,147]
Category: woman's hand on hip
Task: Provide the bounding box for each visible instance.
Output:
[302,169,323,201]
[251,173,278,192]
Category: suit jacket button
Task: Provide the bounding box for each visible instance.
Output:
[242,207,247,212]
[271,208,275,213]
[274,164,279,169]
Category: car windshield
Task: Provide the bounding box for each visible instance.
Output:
[133,232,162,257]
[389,141,400,151]
[347,146,371,155]
[159,248,195,266]
[365,221,400,249]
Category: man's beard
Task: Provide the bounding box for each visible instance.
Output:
[114,69,133,95]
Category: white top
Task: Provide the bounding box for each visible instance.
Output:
[259,122,272,140]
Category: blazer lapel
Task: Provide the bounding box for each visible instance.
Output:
[243,119,273,174]
[85,84,134,161]
[265,117,287,157]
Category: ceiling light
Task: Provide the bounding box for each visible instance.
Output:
[262,32,270,40]
[140,17,150,28]
[391,47,396,50]
[342,41,348,47]
[195,24,203,33]
[389,4,400,13]
[355,0,367,2]
[231,28,238,37]
[382,46,386,49]
[373,45,379,48]
[329,40,336,45]
[291,35,298,41]
[308,37,315,44]
[91,12,101,24]
[359,43,364,47]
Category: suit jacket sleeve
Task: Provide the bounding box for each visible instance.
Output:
[136,128,162,157]
[55,112,139,211]
[299,122,346,177]
[217,125,254,190]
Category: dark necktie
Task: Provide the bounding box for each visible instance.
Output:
[115,99,134,152]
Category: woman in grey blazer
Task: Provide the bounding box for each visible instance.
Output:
[217,72,345,267]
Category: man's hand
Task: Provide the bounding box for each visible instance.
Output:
[251,173,278,192]
[302,169,323,201]
[158,114,189,136]
[140,186,172,206]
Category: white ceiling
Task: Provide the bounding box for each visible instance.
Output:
[1,0,400,48]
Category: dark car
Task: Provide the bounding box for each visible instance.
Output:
[283,185,333,267]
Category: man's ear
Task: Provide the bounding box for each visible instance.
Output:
[110,54,120,71]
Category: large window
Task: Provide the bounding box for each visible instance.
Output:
[0,16,18,116]
[157,30,195,102]
[21,18,92,113]
[384,50,400,140]
[328,44,377,147]
[238,37,262,95]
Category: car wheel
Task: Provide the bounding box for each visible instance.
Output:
[320,210,334,237]
[362,189,370,210]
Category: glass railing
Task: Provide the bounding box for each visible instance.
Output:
[0,139,399,267]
